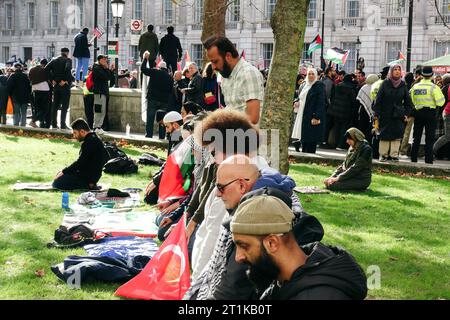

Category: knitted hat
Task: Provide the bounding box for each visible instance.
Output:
[231,195,294,235]
[365,74,379,85]
[163,111,183,123]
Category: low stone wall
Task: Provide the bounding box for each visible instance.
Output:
[70,88,146,134]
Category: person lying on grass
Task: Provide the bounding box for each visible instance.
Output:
[324,127,372,191]
[53,118,108,191]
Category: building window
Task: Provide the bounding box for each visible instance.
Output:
[385,41,402,64]
[5,3,13,30]
[105,0,113,27]
[341,42,356,72]
[440,0,450,15]
[192,44,203,67]
[345,0,359,18]
[261,43,274,69]
[193,0,203,24]
[75,0,84,28]
[227,0,240,22]
[163,0,173,24]
[28,2,36,29]
[302,43,313,63]
[267,0,277,20]
[130,45,139,68]
[308,0,317,19]
[386,0,406,16]
[435,41,450,57]
[2,47,10,63]
[50,1,59,28]
[134,0,142,20]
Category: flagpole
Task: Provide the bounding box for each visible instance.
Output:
[406,0,413,72]
[320,0,325,70]
[94,0,98,61]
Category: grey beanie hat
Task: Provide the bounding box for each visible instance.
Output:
[231,195,294,235]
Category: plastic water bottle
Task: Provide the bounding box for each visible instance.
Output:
[126,123,130,136]
[62,192,69,210]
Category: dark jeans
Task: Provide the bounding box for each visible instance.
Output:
[52,84,71,128]
[146,100,168,138]
[411,108,437,164]
[33,91,51,128]
[52,173,89,191]
[324,113,335,146]
[302,142,317,153]
[83,94,94,129]
[165,59,178,75]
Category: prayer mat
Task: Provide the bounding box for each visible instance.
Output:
[294,186,330,194]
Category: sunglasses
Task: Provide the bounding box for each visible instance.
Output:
[215,178,250,193]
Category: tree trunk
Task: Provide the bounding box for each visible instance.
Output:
[260,0,310,174]
[200,0,228,68]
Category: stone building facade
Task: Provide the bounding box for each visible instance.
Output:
[1,0,450,74]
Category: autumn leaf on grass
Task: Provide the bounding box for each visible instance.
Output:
[23,196,36,206]
[35,269,45,277]
[389,256,399,261]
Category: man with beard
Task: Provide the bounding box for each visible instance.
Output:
[203,36,264,125]
[231,193,368,300]
[183,155,324,300]
[52,118,108,190]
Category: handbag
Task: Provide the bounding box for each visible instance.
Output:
[204,92,216,105]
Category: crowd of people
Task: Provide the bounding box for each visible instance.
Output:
[291,63,450,164]
[48,35,373,300]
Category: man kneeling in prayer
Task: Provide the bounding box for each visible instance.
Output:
[53,118,108,190]
[324,127,373,191]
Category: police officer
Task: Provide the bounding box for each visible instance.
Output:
[45,47,73,129]
[410,66,445,164]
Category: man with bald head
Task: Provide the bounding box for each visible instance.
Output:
[184,154,325,300]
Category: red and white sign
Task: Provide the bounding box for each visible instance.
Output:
[432,66,450,74]
[130,20,143,31]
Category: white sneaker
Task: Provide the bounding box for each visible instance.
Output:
[399,154,409,159]
[94,128,104,135]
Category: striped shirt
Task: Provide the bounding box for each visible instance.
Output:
[220,58,264,113]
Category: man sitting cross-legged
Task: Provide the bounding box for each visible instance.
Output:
[53,118,108,190]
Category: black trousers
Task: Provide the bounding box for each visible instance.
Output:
[51,84,71,128]
[302,142,317,154]
[83,94,94,129]
[33,91,51,128]
[411,108,437,164]
[334,118,352,149]
[165,59,178,75]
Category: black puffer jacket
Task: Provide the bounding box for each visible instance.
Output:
[45,55,73,83]
[7,71,32,104]
[373,79,413,140]
[329,80,358,121]
[159,34,183,61]
[260,242,368,300]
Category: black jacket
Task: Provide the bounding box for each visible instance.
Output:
[62,132,108,184]
[260,242,368,300]
[373,79,413,140]
[6,71,32,104]
[159,34,183,62]
[73,32,90,58]
[92,63,114,96]
[329,81,358,121]
[141,59,173,103]
[185,72,204,106]
[45,55,73,83]
[301,81,326,143]
[0,75,8,109]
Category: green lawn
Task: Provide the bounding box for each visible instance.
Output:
[0,132,448,300]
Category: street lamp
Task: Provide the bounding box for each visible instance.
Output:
[111,0,125,88]
[355,36,362,70]
[50,42,55,59]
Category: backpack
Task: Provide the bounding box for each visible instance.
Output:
[85,71,94,91]
[138,152,165,166]
[104,142,127,160]
[103,156,138,174]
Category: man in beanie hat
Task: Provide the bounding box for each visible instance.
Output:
[163,111,184,156]
[231,193,368,300]
[45,47,73,129]
[410,66,445,164]
[29,59,51,128]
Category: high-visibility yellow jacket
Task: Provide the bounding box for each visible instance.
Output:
[370,79,384,101]
[410,79,445,110]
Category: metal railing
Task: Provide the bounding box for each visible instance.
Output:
[386,17,404,26]
[341,18,358,27]
[435,15,450,24]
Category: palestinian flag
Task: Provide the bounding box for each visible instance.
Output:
[307,35,322,55]
[158,139,195,202]
[388,51,406,66]
[324,47,350,65]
